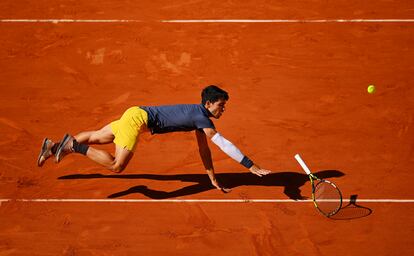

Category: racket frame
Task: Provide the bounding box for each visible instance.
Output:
[295,154,343,217]
[309,174,343,217]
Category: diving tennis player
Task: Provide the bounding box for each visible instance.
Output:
[37,85,271,192]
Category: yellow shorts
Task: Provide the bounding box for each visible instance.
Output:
[110,107,148,152]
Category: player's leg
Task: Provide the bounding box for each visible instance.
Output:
[54,133,133,172]
[37,124,114,167]
[55,122,138,171]
[74,124,114,145]
[52,107,146,170]
[84,144,133,172]
[53,137,133,172]
[55,123,115,164]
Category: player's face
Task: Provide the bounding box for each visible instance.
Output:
[206,99,227,119]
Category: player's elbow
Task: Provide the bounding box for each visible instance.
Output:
[203,128,217,139]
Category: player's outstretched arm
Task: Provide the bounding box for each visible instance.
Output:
[195,129,231,193]
[203,128,271,177]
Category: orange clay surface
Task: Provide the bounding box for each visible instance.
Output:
[0,1,414,255]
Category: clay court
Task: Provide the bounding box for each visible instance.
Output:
[1,1,413,255]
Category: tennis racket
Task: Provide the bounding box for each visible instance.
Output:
[294,154,342,217]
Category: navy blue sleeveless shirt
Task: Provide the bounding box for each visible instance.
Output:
[140,104,215,134]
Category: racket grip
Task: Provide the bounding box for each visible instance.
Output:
[294,154,312,175]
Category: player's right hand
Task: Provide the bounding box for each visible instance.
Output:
[211,179,231,193]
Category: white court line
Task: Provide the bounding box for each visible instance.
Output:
[162,19,414,23]
[0,19,135,23]
[0,198,414,203]
[1,19,414,23]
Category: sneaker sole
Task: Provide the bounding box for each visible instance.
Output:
[37,138,49,167]
[55,134,72,163]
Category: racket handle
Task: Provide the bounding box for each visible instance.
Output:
[294,154,312,175]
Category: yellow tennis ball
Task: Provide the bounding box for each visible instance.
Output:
[367,85,376,94]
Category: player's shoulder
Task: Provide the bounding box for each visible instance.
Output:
[192,104,211,117]
[173,104,208,114]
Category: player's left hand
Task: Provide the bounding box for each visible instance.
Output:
[249,165,271,177]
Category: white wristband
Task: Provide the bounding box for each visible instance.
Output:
[211,132,244,163]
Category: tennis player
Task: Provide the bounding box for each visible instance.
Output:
[37,85,271,192]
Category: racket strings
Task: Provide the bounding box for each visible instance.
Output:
[314,181,342,216]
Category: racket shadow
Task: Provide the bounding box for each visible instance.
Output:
[330,195,373,220]
[58,169,344,199]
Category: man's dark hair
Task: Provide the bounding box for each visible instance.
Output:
[201,85,229,105]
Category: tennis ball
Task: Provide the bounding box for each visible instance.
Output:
[367,85,376,94]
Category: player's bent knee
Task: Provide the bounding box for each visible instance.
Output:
[109,162,126,173]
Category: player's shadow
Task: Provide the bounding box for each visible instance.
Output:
[330,194,373,220]
[58,170,344,200]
